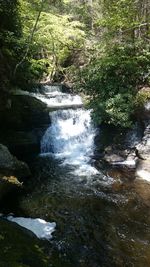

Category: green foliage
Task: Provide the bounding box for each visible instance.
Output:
[1,0,150,128]
[0,0,23,88]
[90,93,134,127]
[0,0,86,87]
[69,0,150,128]
[78,43,150,127]
[0,0,21,37]
[4,0,85,85]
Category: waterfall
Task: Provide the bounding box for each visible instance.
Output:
[40,86,98,176]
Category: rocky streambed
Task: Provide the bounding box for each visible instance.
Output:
[0,85,150,267]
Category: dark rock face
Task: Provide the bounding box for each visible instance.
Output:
[0,94,50,158]
[1,95,50,130]
[0,144,30,179]
[0,129,47,159]
[0,144,31,200]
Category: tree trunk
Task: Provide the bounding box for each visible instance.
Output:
[13,0,45,77]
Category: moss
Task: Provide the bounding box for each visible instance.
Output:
[0,174,21,201]
[1,175,22,186]
[0,220,50,267]
[135,88,150,107]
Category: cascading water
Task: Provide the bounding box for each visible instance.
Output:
[1,86,150,267]
[40,86,98,176]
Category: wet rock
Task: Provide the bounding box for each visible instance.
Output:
[104,153,125,164]
[0,129,47,159]
[111,153,138,169]
[102,145,137,180]
[0,144,30,200]
[0,93,50,157]
[135,121,150,181]
[0,144,30,179]
[135,87,150,123]
[1,94,50,130]
[133,179,150,207]
[0,175,22,201]
[136,124,150,160]
[103,146,137,168]
[136,159,150,181]
[0,219,50,267]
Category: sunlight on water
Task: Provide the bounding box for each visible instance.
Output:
[36,94,83,108]
[41,88,98,176]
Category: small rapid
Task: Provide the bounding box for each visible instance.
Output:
[1,85,150,267]
[41,87,98,176]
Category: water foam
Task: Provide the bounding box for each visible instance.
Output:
[36,93,82,108]
[7,216,56,240]
[41,89,98,176]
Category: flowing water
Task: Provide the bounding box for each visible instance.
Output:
[1,86,150,267]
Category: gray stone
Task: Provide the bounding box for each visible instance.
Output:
[136,159,150,182]
[135,122,150,181]
[136,124,150,160]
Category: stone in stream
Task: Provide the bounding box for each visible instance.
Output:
[135,124,150,181]
[135,91,150,181]
[0,144,31,200]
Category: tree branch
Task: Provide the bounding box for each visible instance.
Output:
[13,0,45,77]
[121,22,150,33]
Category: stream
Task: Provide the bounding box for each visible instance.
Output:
[0,86,150,267]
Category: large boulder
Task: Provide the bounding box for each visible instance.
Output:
[136,124,150,160]
[0,144,31,200]
[135,87,150,124]
[0,144,30,179]
[1,94,50,130]
[0,93,50,157]
[136,124,150,181]
[0,129,46,159]
[136,159,150,182]
[132,88,150,181]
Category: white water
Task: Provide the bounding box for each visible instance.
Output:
[36,93,82,108]
[12,86,83,109]
[41,87,98,176]
[7,216,56,240]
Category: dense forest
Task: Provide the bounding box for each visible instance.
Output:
[0,0,150,127]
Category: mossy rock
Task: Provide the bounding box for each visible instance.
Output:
[135,87,150,107]
[0,219,50,267]
[0,175,21,201]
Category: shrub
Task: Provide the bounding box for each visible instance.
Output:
[78,44,150,127]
